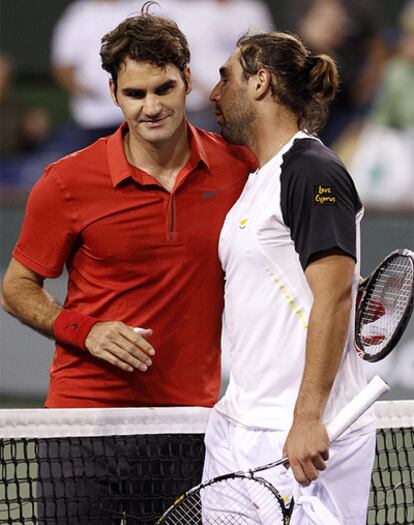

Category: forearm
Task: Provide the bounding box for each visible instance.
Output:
[294,289,353,421]
[2,274,62,338]
[1,259,62,338]
[283,264,354,486]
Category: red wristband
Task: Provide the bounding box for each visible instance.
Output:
[53,310,99,350]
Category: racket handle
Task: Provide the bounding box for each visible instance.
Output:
[326,375,389,441]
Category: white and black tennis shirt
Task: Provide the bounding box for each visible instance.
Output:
[217,131,375,433]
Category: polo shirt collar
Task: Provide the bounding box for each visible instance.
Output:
[107,121,211,187]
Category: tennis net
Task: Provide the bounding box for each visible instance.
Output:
[0,407,209,525]
[0,402,412,525]
[368,400,414,525]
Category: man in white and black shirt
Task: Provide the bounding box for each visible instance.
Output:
[203,32,376,525]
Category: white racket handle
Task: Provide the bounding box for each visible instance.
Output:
[245,375,389,473]
[326,375,389,441]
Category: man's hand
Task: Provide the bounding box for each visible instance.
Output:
[85,322,155,372]
[282,418,329,486]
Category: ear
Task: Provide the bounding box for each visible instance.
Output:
[109,79,119,106]
[184,65,192,95]
[252,68,272,100]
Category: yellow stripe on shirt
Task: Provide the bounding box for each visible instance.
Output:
[266,268,309,328]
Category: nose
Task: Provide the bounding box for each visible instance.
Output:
[143,94,162,117]
[210,82,220,103]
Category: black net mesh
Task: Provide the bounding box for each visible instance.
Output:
[0,434,205,525]
[1,426,413,524]
[367,427,414,525]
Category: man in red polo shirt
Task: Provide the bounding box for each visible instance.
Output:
[2,11,255,409]
[1,7,255,523]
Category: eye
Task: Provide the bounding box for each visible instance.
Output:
[220,75,229,86]
[156,86,171,95]
[155,82,175,96]
[124,89,145,99]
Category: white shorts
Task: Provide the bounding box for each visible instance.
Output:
[203,408,376,525]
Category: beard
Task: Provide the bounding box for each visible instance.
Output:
[220,94,256,147]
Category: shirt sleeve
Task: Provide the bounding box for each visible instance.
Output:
[13,165,79,278]
[280,148,362,269]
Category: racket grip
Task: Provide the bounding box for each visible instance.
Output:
[326,375,389,442]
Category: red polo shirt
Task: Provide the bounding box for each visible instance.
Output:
[13,123,256,408]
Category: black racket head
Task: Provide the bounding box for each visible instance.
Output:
[355,249,414,362]
[157,472,293,525]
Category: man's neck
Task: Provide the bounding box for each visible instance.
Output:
[124,122,191,192]
[251,107,300,168]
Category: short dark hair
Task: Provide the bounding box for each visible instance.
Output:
[100,2,190,91]
[237,31,339,134]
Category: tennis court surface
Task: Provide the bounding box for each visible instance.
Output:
[0,403,412,524]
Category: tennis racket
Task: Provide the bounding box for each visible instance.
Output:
[156,376,390,525]
[355,249,414,362]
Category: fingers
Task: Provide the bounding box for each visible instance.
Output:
[133,326,153,338]
[115,327,155,371]
[289,450,328,486]
[122,325,155,357]
[85,322,156,372]
[283,422,329,486]
[290,460,314,487]
[94,347,148,373]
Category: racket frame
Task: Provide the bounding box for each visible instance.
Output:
[159,470,294,525]
[355,248,414,362]
[156,469,293,524]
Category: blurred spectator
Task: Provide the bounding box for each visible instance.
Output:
[0,54,50,157]
[343,0,414,211]
[370,0,414,130]
[50,0,138,150]
[161,0,274,131]
[295,0,388,146]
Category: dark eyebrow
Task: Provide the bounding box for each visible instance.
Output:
[219,66,229,78]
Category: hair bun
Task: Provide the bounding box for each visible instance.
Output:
[306,54,338,102]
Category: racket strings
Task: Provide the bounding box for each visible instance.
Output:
[359,257,413,355]
[160,476,287,524]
